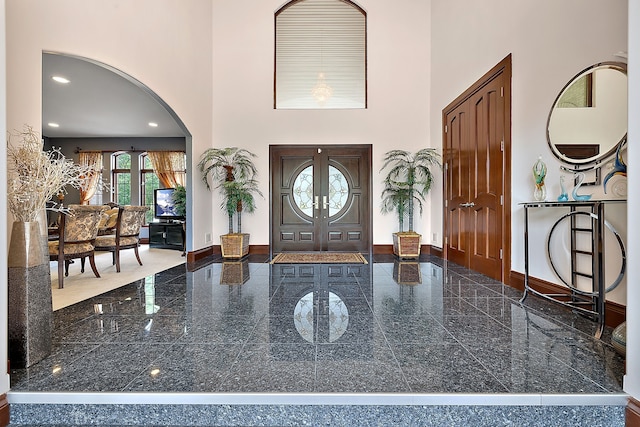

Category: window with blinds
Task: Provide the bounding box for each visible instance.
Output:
[275,0,367,109]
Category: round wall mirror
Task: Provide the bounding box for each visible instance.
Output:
[546,62,627,166]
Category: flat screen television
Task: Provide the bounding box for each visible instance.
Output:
[153,188,184,222]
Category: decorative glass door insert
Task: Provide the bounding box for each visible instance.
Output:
[293,165,349,219]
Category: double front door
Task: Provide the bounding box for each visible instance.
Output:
[270,145,371,254]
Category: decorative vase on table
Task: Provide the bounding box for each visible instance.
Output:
[572,172,592,201]
[603,142,628,198]
[8,221,52,368]
[7,124,101,368]
[557,175,569,202]
[532,156,547,201]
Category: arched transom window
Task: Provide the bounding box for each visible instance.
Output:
[275,0,367,109]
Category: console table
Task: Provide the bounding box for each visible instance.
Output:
[520,200,626,339]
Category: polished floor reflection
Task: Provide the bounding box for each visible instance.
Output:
[10,254,624,395]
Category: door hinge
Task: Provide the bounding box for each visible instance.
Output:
[500,248,503,259]
[444,125,448,133]
[444,163,448,171]
[501,87,504,97]
[500,195,503,206]
[500,139,504,152]
[445,199,448,208]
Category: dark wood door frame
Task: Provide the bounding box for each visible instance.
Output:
[442,54,512,284]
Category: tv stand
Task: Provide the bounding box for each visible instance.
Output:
[149,222,184,251]
[159,219,179,224]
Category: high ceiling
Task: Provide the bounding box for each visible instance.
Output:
[42,53,186,139]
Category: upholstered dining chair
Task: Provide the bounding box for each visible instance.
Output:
[94,205,149,272]
[48,204,108,289]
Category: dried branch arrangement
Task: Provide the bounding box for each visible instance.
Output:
[7,125,99,222]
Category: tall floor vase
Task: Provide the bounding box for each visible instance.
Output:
[8,221,52,368]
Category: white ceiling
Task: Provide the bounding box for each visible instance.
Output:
[42,53,186,139]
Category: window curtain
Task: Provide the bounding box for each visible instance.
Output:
[78,151,103,205]
[147,151,186,188]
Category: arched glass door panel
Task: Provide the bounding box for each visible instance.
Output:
[328,165,349,217]
[293,165,349,219]
[292,165,314,217]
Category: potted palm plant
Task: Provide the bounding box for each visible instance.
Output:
[197,147,263,258]
[171,184,187,217]
[380,148,441,259]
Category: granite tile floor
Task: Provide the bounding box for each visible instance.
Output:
[9,254,625,396]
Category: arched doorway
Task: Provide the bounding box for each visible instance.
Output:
[42,52,193,252]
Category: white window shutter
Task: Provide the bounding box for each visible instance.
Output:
[275,0,367,109]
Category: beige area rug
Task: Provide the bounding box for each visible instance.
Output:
[270,252,368,264]
[50,245,185,310]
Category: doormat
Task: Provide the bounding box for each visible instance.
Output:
[270,252,368,264]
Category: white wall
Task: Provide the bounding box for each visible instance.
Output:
[0,0,11,399]
[211,0,433,245]
[6,0,435,251]
[5,0,214,252]
[430,0,628,305]
[624,0,639,401]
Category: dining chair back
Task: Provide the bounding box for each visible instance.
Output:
[48,204,108,289]
[94,205,149,272]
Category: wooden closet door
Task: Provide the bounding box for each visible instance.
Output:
[444,102,470,267]
[443,55,511,283]
[468,76,504,278]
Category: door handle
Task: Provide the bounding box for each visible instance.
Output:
[323,195,329,210]
[314,196,319,210]
[459,202,475,208]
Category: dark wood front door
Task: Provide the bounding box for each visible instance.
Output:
[443,55,511,282]
[270,145,371,254]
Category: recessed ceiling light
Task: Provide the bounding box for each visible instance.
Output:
[48,122,59,128]
[148,122,158,127]
[52,76,70,84]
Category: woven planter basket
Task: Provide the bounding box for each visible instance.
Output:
[392,232,421,259]
[220,233,250,259]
